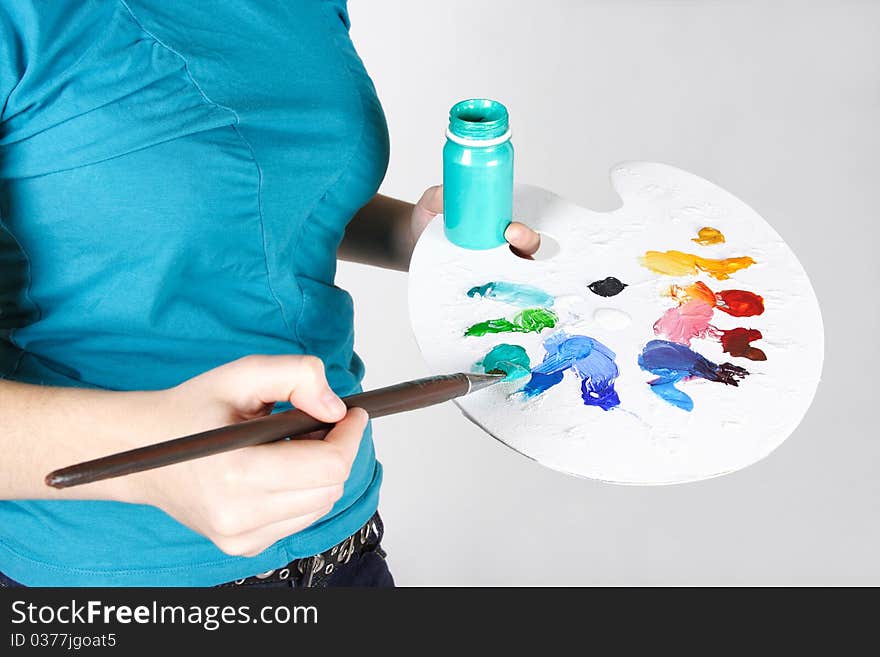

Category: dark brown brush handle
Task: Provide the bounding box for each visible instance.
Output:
[45,373,497,489]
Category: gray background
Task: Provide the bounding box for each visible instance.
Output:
[339,0,880,584]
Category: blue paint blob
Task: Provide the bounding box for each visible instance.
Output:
[467,281,554,308]
[581,377,621,410]
[521,332,621,410]
[648,381,695,412]
[521,370,564,397]
[576,338,622,410]
[638,339,749,411]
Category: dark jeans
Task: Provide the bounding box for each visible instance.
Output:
[0,514,394,588]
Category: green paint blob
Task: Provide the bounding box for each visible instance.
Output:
[479,344,531,381]
[465,308,557,337]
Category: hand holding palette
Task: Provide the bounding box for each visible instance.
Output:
[408,162,824,484]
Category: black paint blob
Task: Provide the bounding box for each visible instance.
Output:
[588,277,628,297]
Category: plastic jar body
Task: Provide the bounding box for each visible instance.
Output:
[442,99,514,249]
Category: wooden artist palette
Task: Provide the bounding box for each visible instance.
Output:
[408,162,823,485]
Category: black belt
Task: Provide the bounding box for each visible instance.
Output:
[217,512,384,588]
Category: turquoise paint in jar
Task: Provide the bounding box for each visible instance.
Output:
[443,98,514,249]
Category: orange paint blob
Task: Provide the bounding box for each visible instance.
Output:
[640,250,755,280]
[692,226,725,246]
[667,281,717,306]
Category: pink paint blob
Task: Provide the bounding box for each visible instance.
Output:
[653,300,719,346]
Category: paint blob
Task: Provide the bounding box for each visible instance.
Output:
[667,281,718,306]
[467,281,554,307]
[716,289,764,317]
[478,344,532,381]
[638,339,749,411]
[465,308,558,337]
[640,250,755,280]
[692,226,725,246]
[719,328,767,361]
[521,332,621,410]
[587,276,628,297]
[653,300,718,346]
[668,282,764,317]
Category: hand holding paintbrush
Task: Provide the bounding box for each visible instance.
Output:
[47,370,502,489]
[40,355,501,557]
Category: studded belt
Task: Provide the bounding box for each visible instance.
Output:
[218,512,384,588]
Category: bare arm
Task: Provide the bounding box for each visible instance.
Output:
[0,379,161,501]
[338,192,433,271]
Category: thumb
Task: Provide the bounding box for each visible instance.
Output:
[416,185,443,215]
[411,185,444,241]
[225,354,347,423]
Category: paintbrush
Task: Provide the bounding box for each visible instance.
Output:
[45,372,504,489]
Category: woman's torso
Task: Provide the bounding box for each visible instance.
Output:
[0,0,389,585]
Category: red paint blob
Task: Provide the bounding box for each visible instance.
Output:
[720,328,767,361]
[717,290,764,317]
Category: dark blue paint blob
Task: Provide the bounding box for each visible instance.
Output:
[638,339,749,411]
[521,332,621,410]
[581,375,621,409]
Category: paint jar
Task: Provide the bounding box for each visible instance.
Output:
[443,98,514,249]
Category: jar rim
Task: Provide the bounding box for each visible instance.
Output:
[448,98,510,141]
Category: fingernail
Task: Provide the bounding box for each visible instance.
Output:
[506,224,523,241]
[322,391,347,417]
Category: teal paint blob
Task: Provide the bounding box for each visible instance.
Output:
[479,344,531,381]
[467,281,554,308]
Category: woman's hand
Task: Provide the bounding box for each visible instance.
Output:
[340,187,542,270]
[131,355,367,557]
[411,185,542,258]
[1,354,366,557]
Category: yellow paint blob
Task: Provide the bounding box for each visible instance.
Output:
[692,226,725,245]
[640,250,755,280]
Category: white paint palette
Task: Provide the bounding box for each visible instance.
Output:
[408,162,824,484]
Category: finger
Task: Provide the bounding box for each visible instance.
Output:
[505,222,541,256]
[237,408,369,492]
[230,354,347,423]
[320,407,369,471]
[212,485,344,536]
[416,185,443,214]
[217,505,334,558]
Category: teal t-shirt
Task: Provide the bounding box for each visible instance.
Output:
[0,0,389,586]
